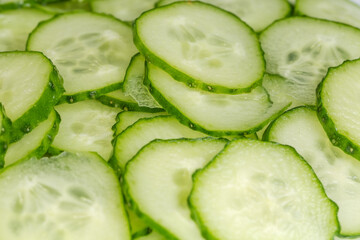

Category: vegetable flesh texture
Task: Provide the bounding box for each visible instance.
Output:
[266,107,360,236]
[189,139,338,240]
[52,100,120,160]
[135,2,264,92]
[260,17,360,105]
[0,152,131,240]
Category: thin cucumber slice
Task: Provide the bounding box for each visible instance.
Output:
[97,89,163,112]
[134,1,264,93]
[27,12,137,103]
[124,138,227,240]
[0,104,11,168]
[295,0,360,29]
[5,110,59,167]
[156,0,291,32]
[146,64,289,136]
[0,51,64,140]
[135,230,166,240]
[189,139,339,240]
[264,106,360,236]
[114,111,167,136]
[91,0,158,22]
[0,151,131,240]
[0,8,53,51]
[50,100,120,160]
[260,17,360,105]
[317,58,360,160]
[123,53,161,109]
[110,115,206,171]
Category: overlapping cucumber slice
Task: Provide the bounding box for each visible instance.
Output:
[5,110,59,167]
[134,1,264,93]
[0,51,64,140]
[317,58,360,161]
[50,100,120,160]
[260,17,360,105]
[189,139,339,240]
[145,63,289,136]
[110,115,206,171]
[0,104,11,168]
[295,0,360,29]
[124,138,227,240]
[265,106,360,236]
[27,12,137,103]
[0,152,131,240]
[0,8,53,51]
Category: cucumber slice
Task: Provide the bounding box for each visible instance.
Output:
[127,207,150,238]
[51,100,120,160]
[110,115,206,171]
[146,63,289,136]
[0,8,53,51]
[123,53,161,109]
[156,0,291,32]
[0,151,131,240]
[295,0,360,29]
[189,139,339,240]
[134,1,264,93]
[91,0,158,22]
[317,58,360,161]
[114,111,167,136]
[0,51,64,140]
[124,138,227,240]
[27,12,137,103]
[260,17,360,105]
[5,110,59,167]
[0,104,11,168]
[265,106,360,236]
[33,0,91,13]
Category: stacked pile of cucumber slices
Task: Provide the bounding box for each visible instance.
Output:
[1,0,360,239]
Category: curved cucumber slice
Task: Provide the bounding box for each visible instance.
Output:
[317,58,360,161]
[0,152,131,240]
[124,138,227,240]
[156,0,291,32]
[123,53,161,109]
[189,139,339,240]
[0,8,53,51]
[51,100,120,160]
[295,0,360,29]
[134,1,264,93]
[27,12,137,102]
[111,115,206,170]
[91,0,158,22]
[265,106,360,236]
[5,110,59,167]
[0,104,11,168]
[0,51,64,140]
[114,111,167,136]
[260,17,360,105]
[146,64,288,136]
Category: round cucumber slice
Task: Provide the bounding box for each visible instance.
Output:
[27,12,137,102]
[0,152,131,240]
[260,17,360,105]
[317,58,360,161]
[134,1,264,93]
[189,139,339,240]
